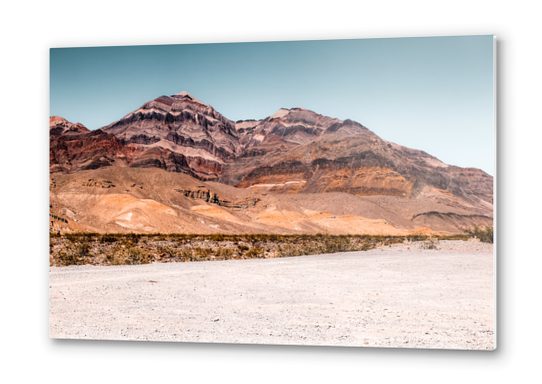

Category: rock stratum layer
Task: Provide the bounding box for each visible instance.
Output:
[50,92,493,234]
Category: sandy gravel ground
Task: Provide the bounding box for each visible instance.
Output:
[49,240,495,350]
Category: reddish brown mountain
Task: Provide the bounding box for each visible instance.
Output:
[49,93,240,179]
[50,116,142,174]
[225,107,492,206]
[49,92,493,234]
[101,92,241,180]
[50,116,90,136]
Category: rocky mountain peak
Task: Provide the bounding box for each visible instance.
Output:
[171,91,205,105]
[95,92,241,180]
[50,116,68,125]
[270,108,292,119]
[49,116,90,136]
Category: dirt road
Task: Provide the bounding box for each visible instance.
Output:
[49,241,495,349]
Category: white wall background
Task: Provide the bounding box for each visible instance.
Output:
[1,1,539,382]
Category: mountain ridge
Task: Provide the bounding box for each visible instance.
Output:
[49,92,493,234]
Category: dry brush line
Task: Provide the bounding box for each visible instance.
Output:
[49,231,487,267]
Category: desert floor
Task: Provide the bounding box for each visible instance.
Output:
[49,240,495,350]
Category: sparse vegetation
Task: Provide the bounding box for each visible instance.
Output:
[420,237,440,250]
[465,226,494,244]
[49,232,490,267]
[245,246,264,258]
[193,247,213,259]
[107,246,151,265]
[52,240,93,267]
[218,247,234,259]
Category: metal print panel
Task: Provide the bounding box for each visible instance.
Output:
[49,35,495,349]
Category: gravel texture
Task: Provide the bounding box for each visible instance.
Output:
[49,240,495,350]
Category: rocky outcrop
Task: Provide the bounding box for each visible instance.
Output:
[50,128,139,174]
[82,179,116,188]
[49,213,68,224]
[175,188,260,209]
[411,211,494,232]
[50,116,90,136]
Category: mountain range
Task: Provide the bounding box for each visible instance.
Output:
[49,92,493,235]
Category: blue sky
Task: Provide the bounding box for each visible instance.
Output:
[50,36,494,174]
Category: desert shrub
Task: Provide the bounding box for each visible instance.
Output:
[305,237,350,255]
[245,246,264,258]
[437,234,470,241]
[264,234,280,243]
[193,247,213,259]
[275,236,383,258]
[125,233,141,244]
[100,234,119,243]
[420,237,440,250]
[352,239,379,252]
[218,248,234,259]
[63,232,99,243]
[465,226,494,244]
[381,237,405,246]
[107,246,151,265]
[276,241,326,257]
[156,245,179,260]
[156,246,198,261]
[64,233,79,242]
[178,248,195,261]
[53,240,92,266]
[322,236,353,253]
[209,233,225,242]
[276,244,309,257]
[244,234,268,245]
[405,234,429,243]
